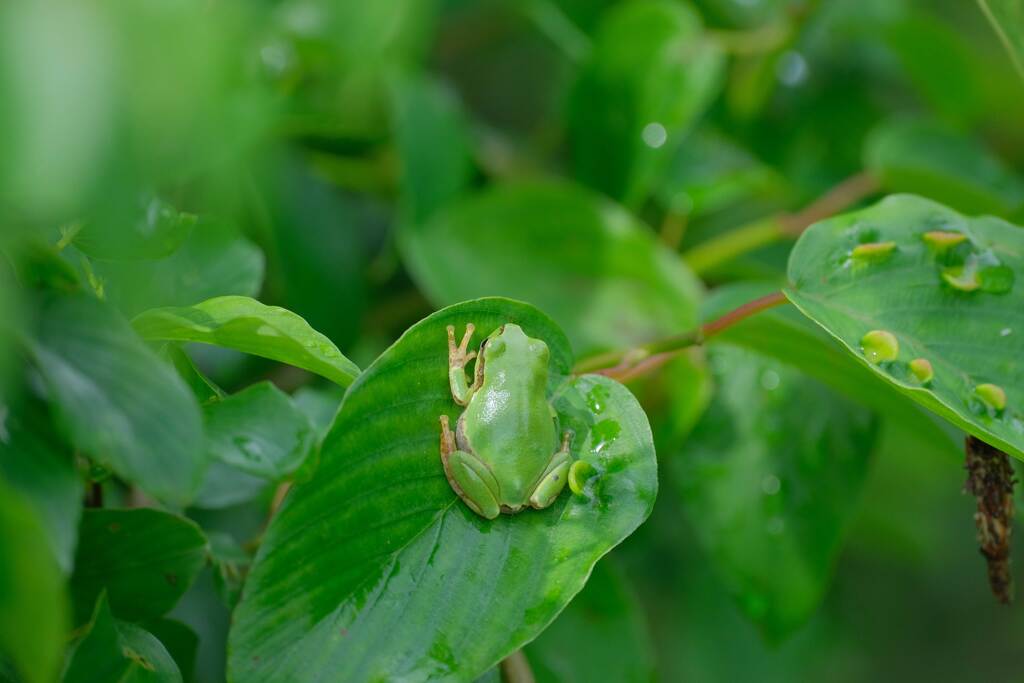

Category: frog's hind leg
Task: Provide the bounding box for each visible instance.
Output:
[439,415,502,519]
[447,324,482,405]
[528,432,573,510]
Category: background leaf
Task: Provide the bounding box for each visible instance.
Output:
[27,294,204,505]
[228,298,657,682]
[64,595,182,683]
[864,118,1024,216]
[525,558,655,683]
[202,382,315,480]
[786,194,1024,459]
[70,508,208,625]
[0,394,81,573]
[567,0,724,206]
[674,344,879,638]
[0,480,67,683]
[132,296,360,388]
[978,0,1024,79]
[400,181,702,355]
[91,221,264,318]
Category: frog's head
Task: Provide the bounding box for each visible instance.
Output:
[482,323,549,370]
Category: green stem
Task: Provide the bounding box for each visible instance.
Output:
[681,171,880,276]
[683,217,785,276]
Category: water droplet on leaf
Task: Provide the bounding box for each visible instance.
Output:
[909,358,933,384]
[850,241,896,264]
[975,383,1007,412]
[861,330,899,364]
[591,419,620,453]
[922,230,967,251]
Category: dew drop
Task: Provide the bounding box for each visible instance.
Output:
[776,50,808,87]
[641,122,668,149]
[591,419,621,453]
[1000,328,1012,337]
[586,385,610,414]
[761,474,781,495]
[850,241,896,264]
[909,358,934,384]
[975,383,1007,412]
[766,517,786,535]
[760,369,780,391]
[922,230,967,251]
[860,330,899,364]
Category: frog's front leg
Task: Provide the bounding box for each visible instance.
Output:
[447,324,483,405]
[440,415,502,519]
[528,432,573,510]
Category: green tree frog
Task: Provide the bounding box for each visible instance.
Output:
[439,323,572,519]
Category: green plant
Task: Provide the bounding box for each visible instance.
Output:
[2,1,1024,681]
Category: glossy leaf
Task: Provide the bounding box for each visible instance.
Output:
[978,0,1024,79]
[132,296,360,387]
[567,0,724,206]
[786,194,1024,459]
[0,395,81,573]
[391,72,474,226]
[27,294,204,505]
[401,181,703,355]
[865,119,1024,216]
[0,481,67,683]
[70,508,208,625]
[525,559,655,683]
[702,282,960,460]
[675,344,879,638]
[228,298,657,682]
[203,382,315,480]
[93,221,265,318]
[64,595,182,683]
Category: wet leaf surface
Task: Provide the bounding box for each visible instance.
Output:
[786,194,1024,459]
[228,298,657,682]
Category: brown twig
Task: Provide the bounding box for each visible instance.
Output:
[575,291,789,381]
[964,436,1015,604]
[499,650,536,683]
[778,171,881,236]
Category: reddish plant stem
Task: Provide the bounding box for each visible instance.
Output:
[575,291,789,380]
[778,171,881,236]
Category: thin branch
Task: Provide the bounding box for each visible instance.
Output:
[499,650,536,683]
[574,291,789,380]
[777,171,880,236]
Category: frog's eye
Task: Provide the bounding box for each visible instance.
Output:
[487,339,506,357]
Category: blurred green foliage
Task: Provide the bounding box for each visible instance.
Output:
[2,0,1024,681]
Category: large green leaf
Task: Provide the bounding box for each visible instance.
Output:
[865,119,1024,216]
[525,558,655,683]
[70,508,208,625]
[64,595,182,683]
[27,294,204,505]
[0,395,81,573]
[132,296,360,388]
[567,0,724,206]
[786,194,1024,459]
[400,181,703,355]
[0,481,67,683]
[228,298,657,682]
[675,344,879,638]
[978,0,1024,79]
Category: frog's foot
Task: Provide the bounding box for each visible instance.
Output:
[528,432,573,510]
[439,415,502,519]
[447,324,481,405]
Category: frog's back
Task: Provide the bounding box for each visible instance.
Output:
[460,337,558,507]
